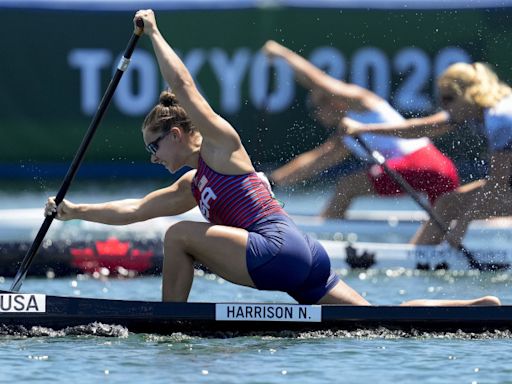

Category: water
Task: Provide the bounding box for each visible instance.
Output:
[1,182,512,383]
[0,272,511,383]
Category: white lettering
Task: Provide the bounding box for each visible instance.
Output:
[310,46,346,80]
[434,46,472,79]
[210,48,251,114]
[394,47,432,112]
[351,47,390,100]
[68,49,112,115]
[250,52,294,112]
[69,46,473,117]
[114,50,158,116]
[200,187,217,219]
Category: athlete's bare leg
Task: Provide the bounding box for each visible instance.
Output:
[162,221,255,301]
[317,280,500,306]
[322,170,375,219]
[317,280,371,305]
[411,180,485,245]
[401,296,501,306]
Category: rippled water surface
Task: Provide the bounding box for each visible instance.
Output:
[0,270,511,384]
[1,185,511,383]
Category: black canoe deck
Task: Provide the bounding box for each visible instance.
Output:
[0,292,510,336]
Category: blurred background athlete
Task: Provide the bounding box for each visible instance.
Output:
[343,62,512,247]
[262,40,459,219]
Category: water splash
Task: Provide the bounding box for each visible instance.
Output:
[0,322,129,338]
[266,328,512,340]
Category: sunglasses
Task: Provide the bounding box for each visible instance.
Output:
[439,94,456,104]
[145,130,171,155]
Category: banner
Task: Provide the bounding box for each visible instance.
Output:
[1,4,510,178]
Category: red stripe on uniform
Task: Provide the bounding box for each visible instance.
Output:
[191,157,285,228]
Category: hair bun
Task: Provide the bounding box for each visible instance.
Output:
[159,91,178,107]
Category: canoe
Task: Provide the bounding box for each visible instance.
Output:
[0,291,509,336]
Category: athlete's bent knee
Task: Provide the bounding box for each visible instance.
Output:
[164,221,196,247]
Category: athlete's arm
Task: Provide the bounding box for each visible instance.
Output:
[270,135,350,186]
[45,171,198,225]
[444,152,512,246]
[262,40,374,111]
[341,111,452,139]
[135,10,242,153]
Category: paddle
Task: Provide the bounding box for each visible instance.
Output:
[354,135,509,271]
[10,19,145,292]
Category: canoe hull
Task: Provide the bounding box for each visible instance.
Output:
[0,293,510,336]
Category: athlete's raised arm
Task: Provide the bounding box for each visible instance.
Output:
[135,10,241,152]
[262,40,375,111]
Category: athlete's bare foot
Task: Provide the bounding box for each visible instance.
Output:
[472,295,501,306]
[400,295,501,307]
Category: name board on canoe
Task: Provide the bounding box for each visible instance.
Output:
[408,247,512,264]
[0,294,46,313]
[215,304,321,322]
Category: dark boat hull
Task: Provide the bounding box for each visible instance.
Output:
[0,292,510,336]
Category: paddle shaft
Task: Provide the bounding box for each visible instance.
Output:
[10,21,144,292]
[354,135,486,270]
